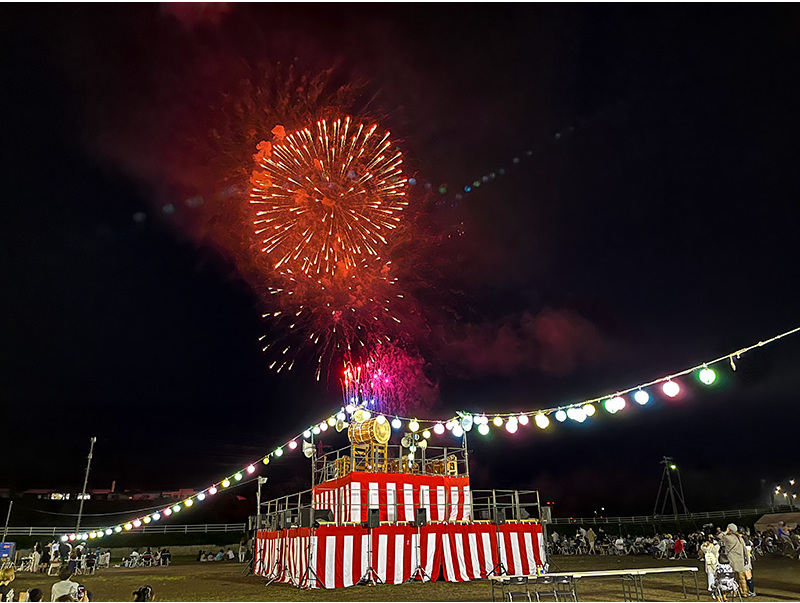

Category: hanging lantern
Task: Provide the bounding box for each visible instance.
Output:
[662,380,680,398]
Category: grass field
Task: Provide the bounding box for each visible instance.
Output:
[9,554,800,601]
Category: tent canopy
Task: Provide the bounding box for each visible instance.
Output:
[754,512,800,533]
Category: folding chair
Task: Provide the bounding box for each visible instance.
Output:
[554,578,577,602]
[506,576,532,602]
[531,576,558,602]
[47,559,62,576]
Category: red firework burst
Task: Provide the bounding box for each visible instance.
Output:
[250,117,408,278]
[340,342,439,415]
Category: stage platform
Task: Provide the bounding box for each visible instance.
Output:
[255,521,546,589]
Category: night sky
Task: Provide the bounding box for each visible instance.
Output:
[2,5,799,520]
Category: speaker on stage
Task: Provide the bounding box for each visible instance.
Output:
[300,508,336,528]
[493,508,506,525]
[315,509,335,524]
[367,508,380,528]
[413,507,427,527]
[280,510,299,529]
[300,509,333,528]
[541,505,552,524]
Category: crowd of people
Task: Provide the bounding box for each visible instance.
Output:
[0,539,175,602]
[196,541,249,564]
[549,521,799,600]
[120,548,171,568]
[0,563,154,602]
[196,547,235,563]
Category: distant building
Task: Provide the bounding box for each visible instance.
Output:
[20,487,198,501]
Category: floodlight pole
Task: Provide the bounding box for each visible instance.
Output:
[76,437,97,535]
[256,477,268,531]
[654,456,690,522]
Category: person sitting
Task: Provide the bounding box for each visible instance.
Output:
[196,550,205,562]
[214,549,225,562]
[159,549,171,566]
[67,550,80,574]
[132,585,154,602]
[51,565,79,602]
[141,549,153,567]
[22,587,44,602]
[58,541,72,563]
[206,553,214,562]
[126,549,140,568]
[712,553,739,602]
[225,548,235,561]
[0,566,15,603]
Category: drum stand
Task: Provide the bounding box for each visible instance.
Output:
[407,525,431,582]
[357,526,382,586]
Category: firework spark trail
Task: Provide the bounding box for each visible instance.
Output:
[251,117,408,279]
[258,260,406,380]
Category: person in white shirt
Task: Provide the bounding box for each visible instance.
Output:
[701,536,720,591]
[50,565,79,602]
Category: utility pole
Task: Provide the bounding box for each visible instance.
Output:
[2,501,12,542]
[75,437,97,536]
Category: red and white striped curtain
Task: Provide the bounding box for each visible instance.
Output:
[255,523,544,589]
[313,472,472,523]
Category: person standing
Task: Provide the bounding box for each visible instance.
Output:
[742,533,756,596]
[586,528,597,554]
[30,542,42,573]
[719,524,751,596]
[238,540,246,563]
[701,535,721,592]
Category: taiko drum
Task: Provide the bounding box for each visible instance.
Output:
[348,417,391,445]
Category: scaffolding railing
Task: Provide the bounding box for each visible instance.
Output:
[256,487,541,530]
[312,443,469,487]
[2,523,246,536]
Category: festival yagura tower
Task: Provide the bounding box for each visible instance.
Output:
[254,411,547,589]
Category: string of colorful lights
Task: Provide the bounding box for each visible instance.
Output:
[57,324,800,542]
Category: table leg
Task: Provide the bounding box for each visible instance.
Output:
[693,571,700,601]
[682,572,687,598]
